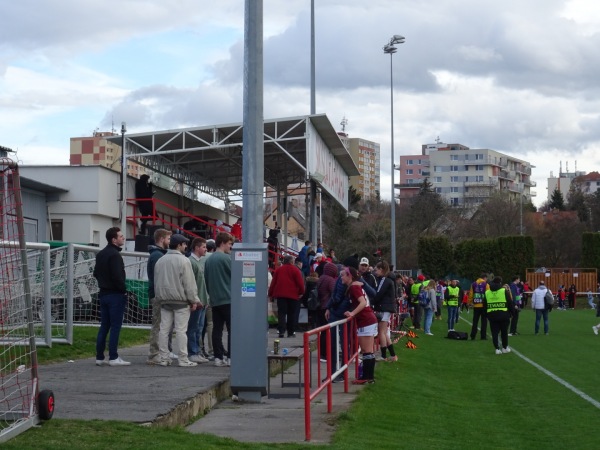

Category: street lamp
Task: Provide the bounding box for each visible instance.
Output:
[383,34,405,270]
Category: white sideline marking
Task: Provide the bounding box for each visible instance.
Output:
[458,316,600,409]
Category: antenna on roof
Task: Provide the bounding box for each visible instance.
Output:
[340,116,348,133]
[435,136,441,144]
[111,116,116,134]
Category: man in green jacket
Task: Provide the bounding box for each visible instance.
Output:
[204,232,234,367]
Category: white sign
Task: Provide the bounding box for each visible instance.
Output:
[243,261,256,277]
[235,251,262,261]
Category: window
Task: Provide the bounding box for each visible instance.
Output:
[406,169,413,175]
[451,176,459,183]
[450,197,459,206]
[451,165,459,172]
[476,154,484,160]
[435,187,442,193]
[451,155,459,161]
[434,177,442,183]
[434,166,442,173]
[51,220,63,241]
[476,165,484,171]
[451,186,459,193]
[418,169,422,175]
[406,179,414,184]
[406,159,413,165]
[476,175,484,182]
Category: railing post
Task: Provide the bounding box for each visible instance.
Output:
[66,244,74,345]
[43,247,52,347]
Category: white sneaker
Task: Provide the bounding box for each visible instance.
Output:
[95,359,108,366]
[108,357,131,366]
[224,356,231,366]
[502,347,511,354]
[169,352,179,359]
[189,354,209,363]
[425,332,434,336]
[495,349,502,355]
[178,360,198,367]
[593,326,599,335]
[214,358,228,367]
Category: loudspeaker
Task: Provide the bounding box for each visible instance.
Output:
[135,234,150,253]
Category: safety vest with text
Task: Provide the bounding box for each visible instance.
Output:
[472,281,487,308]
[485,288,508,313]
[447,286,460,306]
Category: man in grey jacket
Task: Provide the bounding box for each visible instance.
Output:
[155,234,201,367]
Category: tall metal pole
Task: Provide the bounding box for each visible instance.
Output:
[388,51,397,269]
[309,0,317,246]
[242,0,264,244]
[120,122,127,236]
[384,35,404,270]
[310,0,315,115]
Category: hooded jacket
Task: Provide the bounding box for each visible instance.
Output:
[317,262,338,309]
[147,245,167,299]
[531,284,551,310]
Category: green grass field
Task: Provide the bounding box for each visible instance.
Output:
[4,309,600,449]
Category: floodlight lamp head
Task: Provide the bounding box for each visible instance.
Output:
[383,44,397,54]
[390,35,406,45]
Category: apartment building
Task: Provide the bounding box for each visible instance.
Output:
[398,142,536,207]
[339,134,381,200]
[70,131,142,177]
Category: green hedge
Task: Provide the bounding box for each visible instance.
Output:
[418,235,534,282]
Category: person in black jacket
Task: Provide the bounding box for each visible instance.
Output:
[372,260,399,362]
[484,276,516,355]
[135,174,154,235]
[93,227,130,366]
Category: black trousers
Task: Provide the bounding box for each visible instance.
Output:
[509,309,520,334]
[276,298,298,336]
[470,308,487,339]
[212,304,231,361]
[489,318,509,349]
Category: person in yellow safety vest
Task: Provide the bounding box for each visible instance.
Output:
[410,274,426,330]
[469,273,490,340]
[484,276,516,355]
[445,279,462,331]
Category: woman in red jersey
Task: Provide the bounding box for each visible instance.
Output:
[342,266,378,384]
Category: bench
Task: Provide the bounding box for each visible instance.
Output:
[267,347,305,399]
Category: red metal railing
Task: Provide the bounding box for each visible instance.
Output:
[302,317,358,441]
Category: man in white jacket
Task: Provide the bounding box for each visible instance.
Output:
[531,280,551,335]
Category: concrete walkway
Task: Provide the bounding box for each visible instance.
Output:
[37,328,362,444]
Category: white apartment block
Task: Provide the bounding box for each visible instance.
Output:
[398,142,536,207]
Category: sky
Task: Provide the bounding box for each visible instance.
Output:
[2,0,600,208]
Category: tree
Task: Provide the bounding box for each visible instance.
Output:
[567,184,589,222]
[548,188,566,211]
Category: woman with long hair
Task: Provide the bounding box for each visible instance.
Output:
[372,260,398,362]
[342,266,378,384]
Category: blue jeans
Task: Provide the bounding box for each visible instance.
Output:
[535,309,549,334]
[96,293,127,361]
[447,306,459,330]
[423,308,434,333]
[187,307,206,356]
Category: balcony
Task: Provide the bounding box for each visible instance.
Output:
[464,176,498,187]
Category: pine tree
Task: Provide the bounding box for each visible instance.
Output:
[548,188,566,211]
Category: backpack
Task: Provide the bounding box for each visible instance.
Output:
[544,289,555,307]
[447,330,468,340]
[418,287,430,308]
[307,287,320,311]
